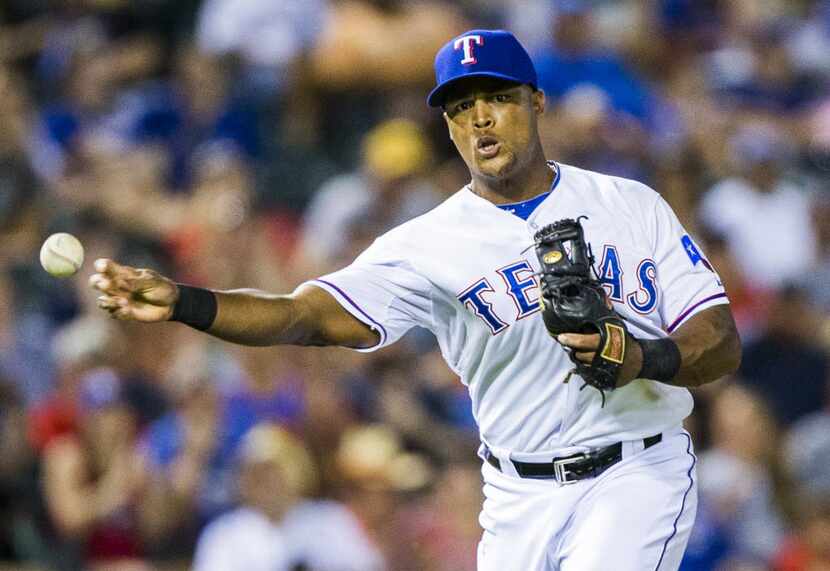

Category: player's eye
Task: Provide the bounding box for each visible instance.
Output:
[454,100,474,114]
[494,93,512,103]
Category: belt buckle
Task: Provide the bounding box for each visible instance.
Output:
[553,454,587,485]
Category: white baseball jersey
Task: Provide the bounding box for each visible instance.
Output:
[308,162,727,454]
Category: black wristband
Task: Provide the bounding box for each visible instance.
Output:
[170,285,217,331]
[636,337,681,382]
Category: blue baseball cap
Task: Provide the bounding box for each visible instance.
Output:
[427,29,538,108]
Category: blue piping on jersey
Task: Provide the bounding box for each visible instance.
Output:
[313,278,388,347]
[496,161,561,221]
[666,293,728,333]
[654,431,697,570]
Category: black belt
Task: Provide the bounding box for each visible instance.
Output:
[483,434,662,484]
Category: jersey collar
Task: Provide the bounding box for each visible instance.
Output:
[474,161,561,221]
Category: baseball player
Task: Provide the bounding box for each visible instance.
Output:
[91,29,741,571]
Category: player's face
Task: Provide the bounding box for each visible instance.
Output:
[443,78,544,180]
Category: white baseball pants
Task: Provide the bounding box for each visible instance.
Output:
[477,428,698,571]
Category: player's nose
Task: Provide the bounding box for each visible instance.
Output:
[472,99,495,130]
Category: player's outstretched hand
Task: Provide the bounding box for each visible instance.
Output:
[90,259,178,322]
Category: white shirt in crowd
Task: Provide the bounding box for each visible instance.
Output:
[196,0,329,68]
[699,176,817,290]
[193,501,383,571]
[301,172,441,266]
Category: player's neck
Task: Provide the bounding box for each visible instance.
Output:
[470,150,555,205]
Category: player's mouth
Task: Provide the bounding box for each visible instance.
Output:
[476,136,501,159]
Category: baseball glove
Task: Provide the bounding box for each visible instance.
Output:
[533,217,628,402]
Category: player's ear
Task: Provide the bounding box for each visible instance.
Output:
[532,89,546,114]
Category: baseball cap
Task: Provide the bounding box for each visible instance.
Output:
[428,29,538,108]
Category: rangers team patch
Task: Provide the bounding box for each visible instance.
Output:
[600,322,626,364]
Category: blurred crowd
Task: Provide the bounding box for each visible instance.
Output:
[0,0,829,570]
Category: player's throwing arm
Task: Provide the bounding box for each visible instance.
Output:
[89,259,380,349]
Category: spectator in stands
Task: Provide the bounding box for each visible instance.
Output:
[711,24,823,114]
[138,336,308,559]
[787,0,830,80]
[785,387,830,499]
[389,461,482,571]
[699,122,818,290]
[774,494,830,571]
[696,384,788,568]
[162,45,261,191]
[656,0,722,50]
[801,190,830,311]
[137,340,225,558]
[538,83,651,182]
[299,118,440,270]
[41,367,146,571]
[34,34,161,183]
[195,0,329,96]
[29,315,124,454]
[373,347,477,463]
[194,423,383,571]
[333,424,434,568]
[739,286,828,426]
[334,423,433,493]
[799,97,830,183]
[0,379,34,562]
[0,65,38,244]
[534,0,660,126]
[308,0,466,89]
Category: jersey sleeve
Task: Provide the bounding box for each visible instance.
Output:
[649,194,729,333]
[304,235,433,352]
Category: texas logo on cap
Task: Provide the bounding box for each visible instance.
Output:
[428,29,538,107]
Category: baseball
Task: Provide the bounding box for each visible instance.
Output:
[40,233,85,278]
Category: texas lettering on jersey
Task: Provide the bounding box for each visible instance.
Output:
[457,246,660,334]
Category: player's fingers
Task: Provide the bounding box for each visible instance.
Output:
[90,273,115,293]
[91,264,139,292]
[94,258,118,276]
[557,333,601,350]
[126,268,160,290]
[107,304,134,321]
[94,258,141,281]
[96,295,127,311]
[574,351,595,363]
[89,273,130,294]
